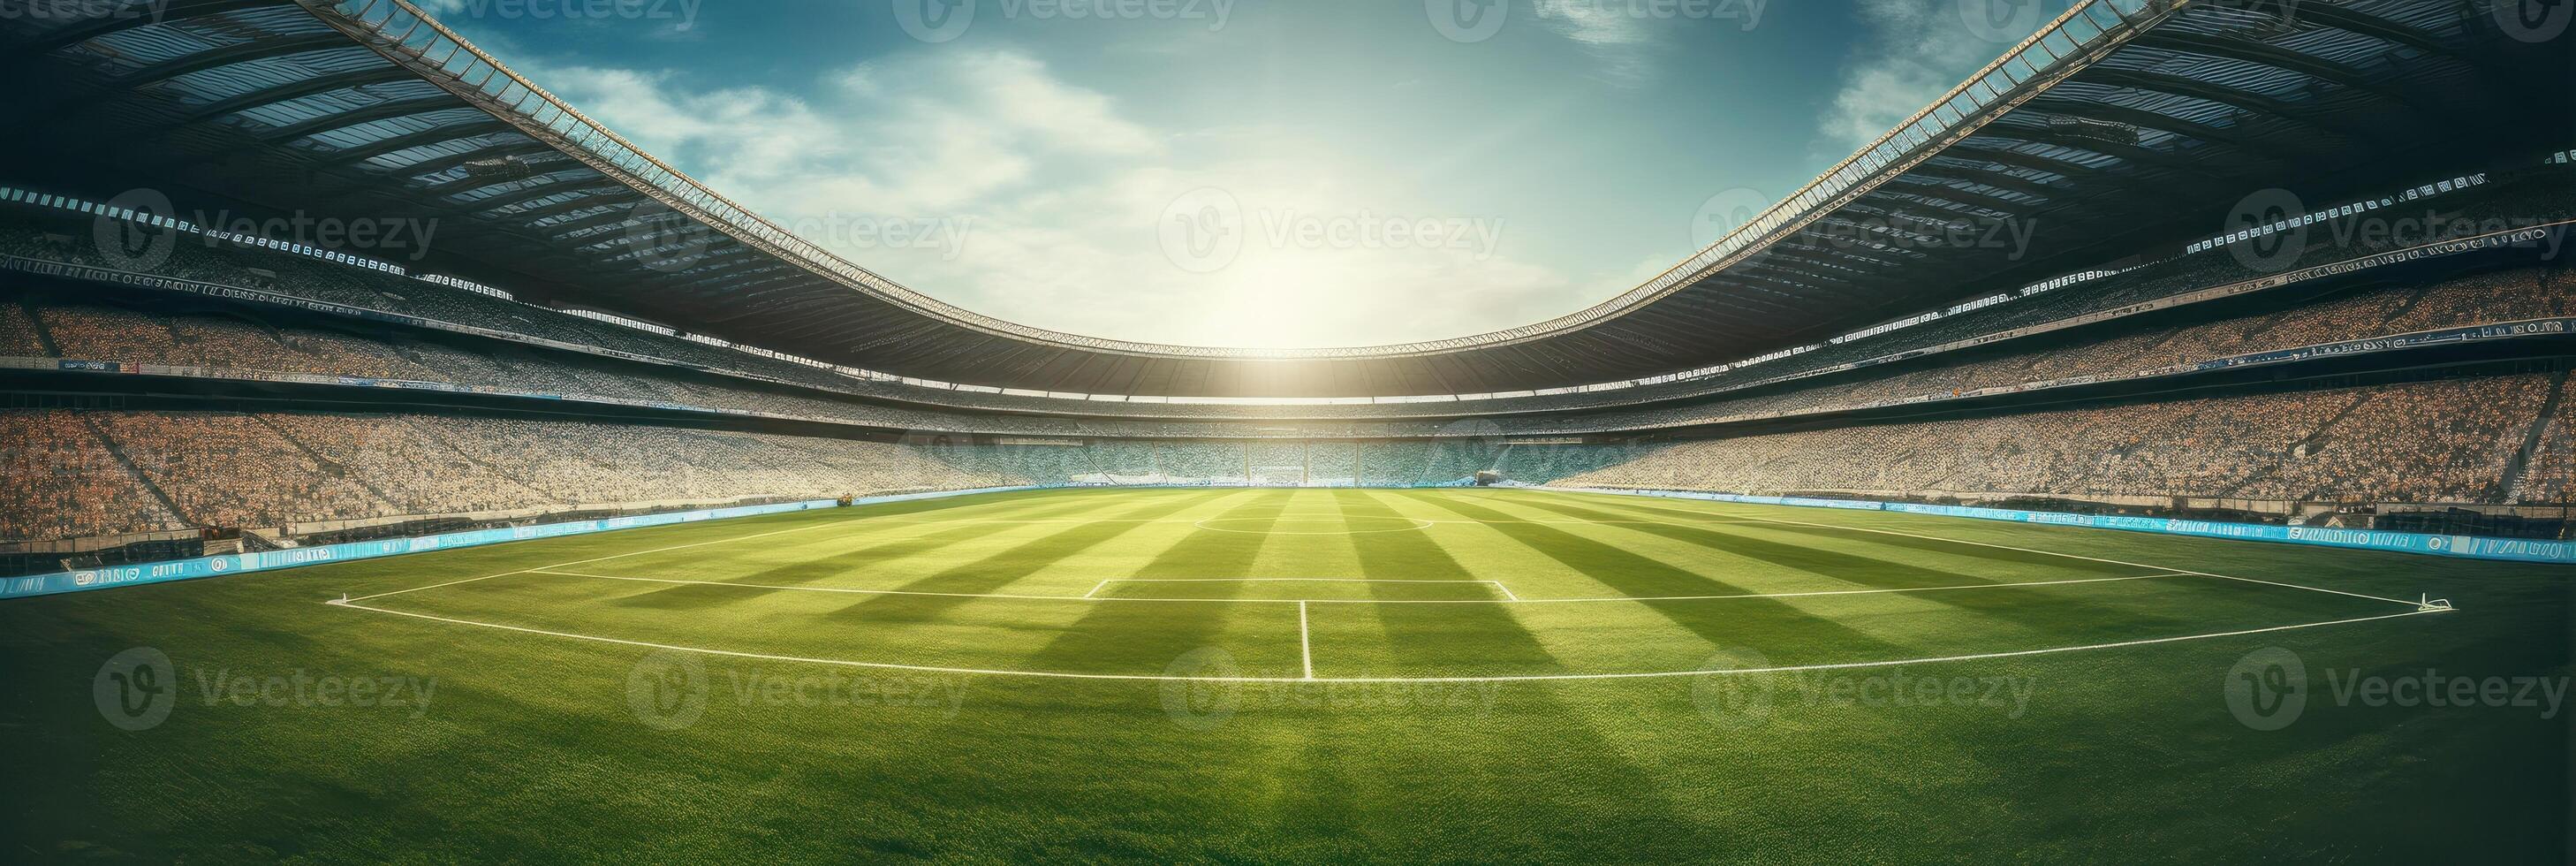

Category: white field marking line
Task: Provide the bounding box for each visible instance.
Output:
[1605,503,2439,611]
[523,568,2191,605]
[1083,580,1110,599]
[319,599,2450,684]
[339,509,953,603]
[1299,601,1315,680]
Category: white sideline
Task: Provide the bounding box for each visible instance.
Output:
[319,599,2451,684]
[519,568,2195,605]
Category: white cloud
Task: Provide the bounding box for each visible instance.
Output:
[1531,0,1662,87]
[530,49,1597,348]
[1818,0,2049,151]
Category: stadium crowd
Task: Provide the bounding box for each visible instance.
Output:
[2,171,2565,425]
[2,368,2563,543]
[1559,375,2556,505]
[5,261,2568,448]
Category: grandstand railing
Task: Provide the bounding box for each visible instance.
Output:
[304,0,2178,360]
[8,164,2561,414]
[10,215,2565,438]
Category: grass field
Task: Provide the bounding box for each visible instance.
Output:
[4,488,2569,862]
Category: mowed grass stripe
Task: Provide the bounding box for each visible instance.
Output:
[1288,490,1726,855]
[837,491,1239,623]
[1507,491,2150,583]
[1519,491,2412,621]
[1486,494,2211,640]
[1008,494,1296,677]
[602,494,1119,589]
[1399,490,1921,663]
[348,489,2421,679]
[1344,490,1745,674]
[1329,490,1567,676]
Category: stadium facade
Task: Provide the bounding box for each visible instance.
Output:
[3,0,2572,576]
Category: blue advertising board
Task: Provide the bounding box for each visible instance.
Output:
[1548,487,2576,565]
[0,487,1040,600]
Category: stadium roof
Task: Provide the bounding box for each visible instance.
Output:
[3,0,2566,397]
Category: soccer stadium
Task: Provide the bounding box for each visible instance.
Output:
[1,0,2571,861]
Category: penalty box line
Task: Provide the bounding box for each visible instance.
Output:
[512,568,2192,605]
[318,598,2451,685]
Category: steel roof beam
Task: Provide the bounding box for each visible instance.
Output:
[162,67,420,130]
[248,95,466,144]
[2070,67,2383,146]
[384,141,559,181]
[498,193,641,224]
[1868,178,2036,216]
[2130,31,2448,119]
[13,0,285,56]
[1898,163,2068,202]
[102,33,356,94]
[2291,4,2462,59]
[303,120,517,167]
[1965,124,2209,174]
[465,180,634,216]
[2019,98,2306,162]
[534,209,640,241]
[1935,143,2200,208]
[415,163,594,200]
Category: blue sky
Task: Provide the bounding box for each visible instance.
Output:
[420,0,2064,347]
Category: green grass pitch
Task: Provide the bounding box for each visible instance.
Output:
[4,488,2568,861]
